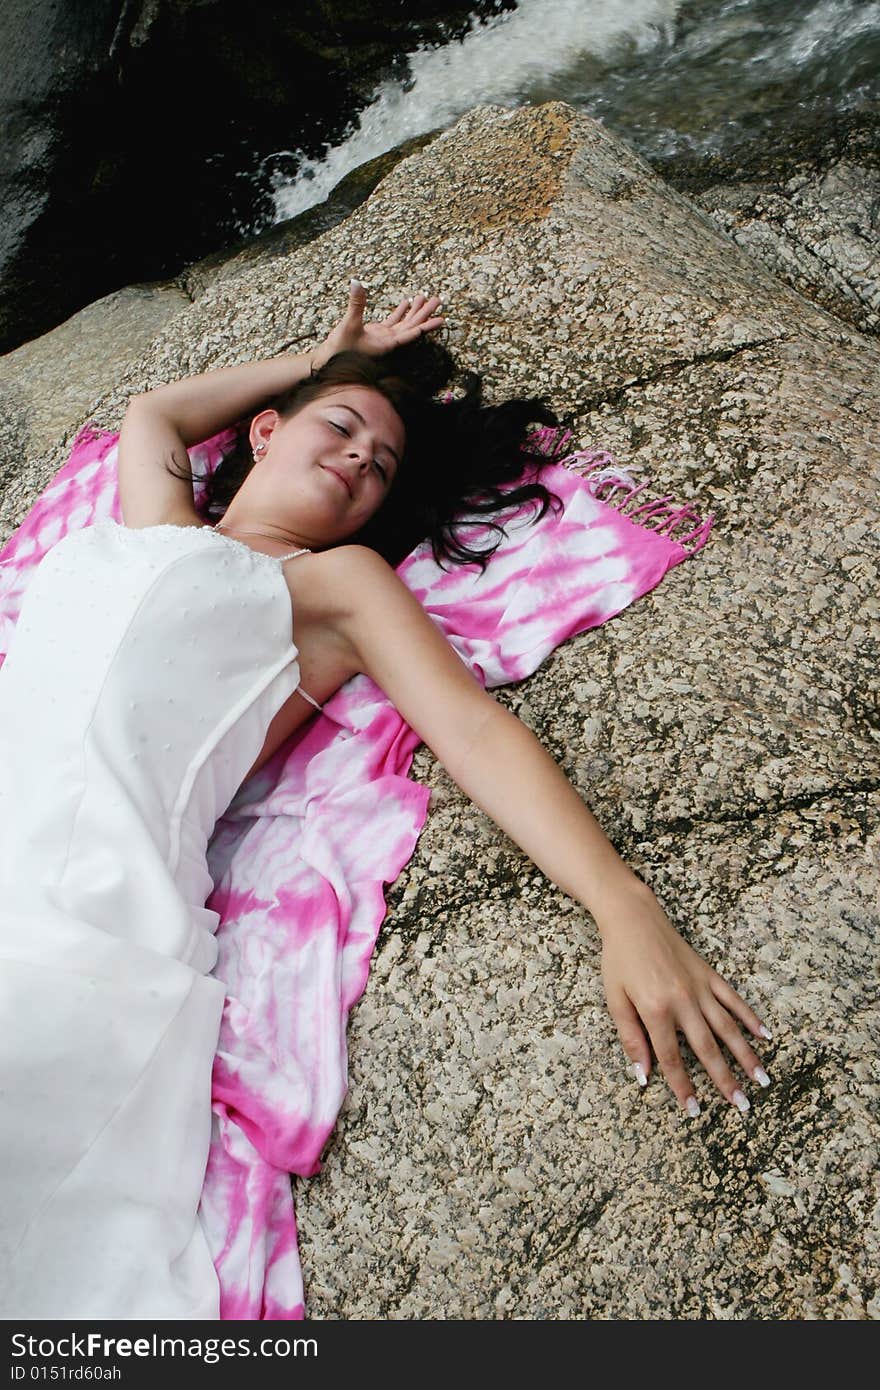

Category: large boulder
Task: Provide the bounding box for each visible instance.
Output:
[2,102,877,1319]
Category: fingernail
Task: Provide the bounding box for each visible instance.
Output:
[350,277,362,290]
[685,1096,700,1119]
[633,1062,647,1088]
[759,1025,773,1040]
[753,1067,771,1088]
[732,1089,750,1113]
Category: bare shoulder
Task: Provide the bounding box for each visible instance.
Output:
[282,544,409,624]
[301,543,397,584]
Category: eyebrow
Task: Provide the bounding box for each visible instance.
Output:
[332,404,401,468]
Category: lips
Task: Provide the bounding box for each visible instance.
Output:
[322,465,353,498]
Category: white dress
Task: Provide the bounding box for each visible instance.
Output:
[0,521,308,1319]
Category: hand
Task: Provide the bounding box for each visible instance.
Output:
[315,280,445,366]
[595,881,772,1117]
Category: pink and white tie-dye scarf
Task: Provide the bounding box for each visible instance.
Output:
[0,424,711,1318]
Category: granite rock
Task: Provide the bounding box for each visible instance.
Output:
[696,159,880,338]
[656,107,880,339]
[0,281,190,520]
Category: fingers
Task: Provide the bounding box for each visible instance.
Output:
[384,299,411,326]
[645,1010,703,1116]
[710,972,773,1043]
[347,282,446,343]
[402,292,444,324]
[600,895,774,1119]
[408,293,445,336]
[407,291,439,313]
[637,992,771,1118]
[394,318,445,346]
[703,996,771,1093]
[387,292,444,328]
[671,1007,751,1113]
[607,987,652,1090]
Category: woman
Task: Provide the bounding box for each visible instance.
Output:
[0,282,770,1319]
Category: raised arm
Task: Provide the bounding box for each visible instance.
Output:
[328,546,771,1119]
[117,348,317,528]
[117,283,444,528]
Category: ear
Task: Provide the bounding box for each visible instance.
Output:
[249,408,281,455]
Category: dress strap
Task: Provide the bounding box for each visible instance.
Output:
[295,686,323,712]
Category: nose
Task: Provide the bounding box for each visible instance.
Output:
[346,445,370,472]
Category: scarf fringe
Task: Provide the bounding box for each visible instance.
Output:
[527,426,714,555]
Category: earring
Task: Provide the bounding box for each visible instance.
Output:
[253,443,267,462]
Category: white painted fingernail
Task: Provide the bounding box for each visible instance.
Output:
[759,1025,773,1040]
[685,1096,700,1119]
[732,1089,750,1113]
[350,278,362,290]
[633,1063,647,1088]
[753,1067,771,1088]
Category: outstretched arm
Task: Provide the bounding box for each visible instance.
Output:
[329,546,771,1119]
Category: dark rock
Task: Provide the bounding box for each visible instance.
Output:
[0,0,512,354]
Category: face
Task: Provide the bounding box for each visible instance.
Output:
[247,385,406,546]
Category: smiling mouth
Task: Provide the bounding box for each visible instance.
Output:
[322,466,352,497]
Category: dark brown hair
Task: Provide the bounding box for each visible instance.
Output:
[194,340,565,568]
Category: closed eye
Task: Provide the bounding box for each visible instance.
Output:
[329,418,389,481]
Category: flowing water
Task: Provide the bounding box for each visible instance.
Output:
[259,0,880,226]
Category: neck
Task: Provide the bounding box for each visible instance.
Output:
[213,519,312,554]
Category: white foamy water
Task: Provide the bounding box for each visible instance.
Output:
[272,0,680,221]
[768,0,880,66]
